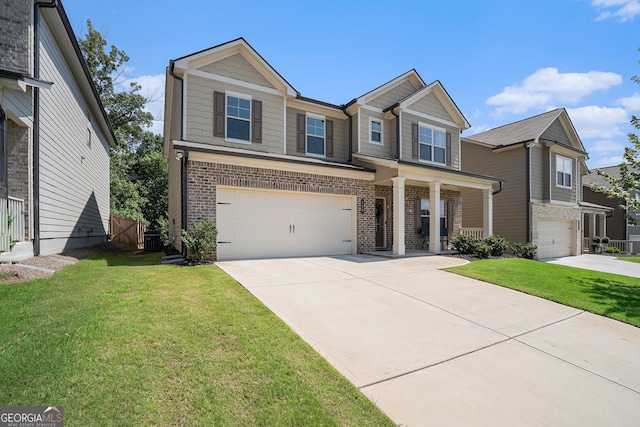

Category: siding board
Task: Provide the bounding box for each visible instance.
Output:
[368,80,418,109]
[198,53,276,89]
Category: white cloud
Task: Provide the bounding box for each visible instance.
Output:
[567,105,628,139]
[586,139,627,154]
[487,68,622,115]
[135,74,166,135]
[618,92,640,111]
[592,0,640,22]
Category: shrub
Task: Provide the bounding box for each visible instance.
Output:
[484,235,509,257]
[605,246,620,254]
[477,243,491,259]
[181,219,218,261]
[592,236,602,244]
[601,236,610,244]
[451,234,480,255]
[512,242,537,259]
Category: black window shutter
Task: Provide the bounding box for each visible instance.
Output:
[446,132,452,166]
[296,113,305,152]
[252,99,262,143]
[214,91,225,138]
[412,123,419,159]
[326,120,334,157]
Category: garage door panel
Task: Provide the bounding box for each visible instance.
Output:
[216,187,355,260]
[538,220,572,259]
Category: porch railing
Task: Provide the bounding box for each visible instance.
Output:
[0,196,25,252]
[460,227,484,240]
[583,237,638,254]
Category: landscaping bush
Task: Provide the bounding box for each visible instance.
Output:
[484,235,509,257]
[605,246,620,254]
[181,219,218,261]
[451,234,480,255]
[477,243,491,259]
[601,236,610,244]
[511,242,537,259]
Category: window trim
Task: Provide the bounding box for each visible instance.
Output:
[556,154,572,189]
[369,117,383,145]
[418,122,446,165]
[305,112,326,158]
[225,90,252,144]
[420,199,448,229]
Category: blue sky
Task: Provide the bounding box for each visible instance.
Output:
[62,0,639,168]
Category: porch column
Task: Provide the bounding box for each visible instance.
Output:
[598,214,607,238]
[482,189,493,238]
[429,181,441,253]
[391,177,405,256]
[588,213,596,242]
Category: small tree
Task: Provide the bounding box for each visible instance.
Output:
[181,219,217,261]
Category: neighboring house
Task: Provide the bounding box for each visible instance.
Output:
[583,166,640,243]
[0,0,114,260]
[164,38,501,260]
[461,108,611,259]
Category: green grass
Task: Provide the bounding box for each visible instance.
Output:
[446,258,640,327]
[0,249,393,426]
[619,256,640,264]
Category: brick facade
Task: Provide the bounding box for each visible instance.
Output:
[7,119,29,239]
[186,160,376,258]
[0,0,31,74]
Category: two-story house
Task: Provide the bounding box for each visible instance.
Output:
[583,166,640,245]
[461,109,611,259]
[0,0,114,260]
[164,38,501,260]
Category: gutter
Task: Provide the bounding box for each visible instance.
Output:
[168,60,184,140]
[341,105,353,163]
[33,0,58,256]
[492,180,504,196]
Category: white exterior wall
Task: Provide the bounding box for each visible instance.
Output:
[37,15,110,254]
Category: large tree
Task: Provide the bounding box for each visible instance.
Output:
[78,20,167,228]
[592,51,640,223]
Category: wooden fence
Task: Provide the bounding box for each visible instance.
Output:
[110,213,146,249]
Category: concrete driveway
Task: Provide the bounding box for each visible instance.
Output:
[544,253,640,278]
[217,255,640,426]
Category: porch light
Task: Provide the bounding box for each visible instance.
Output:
[360,198,365,214]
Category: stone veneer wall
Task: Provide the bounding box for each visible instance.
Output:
[0,0,30,74]
[530,202,582,255]
[187,160,376,259]
[7,120,29,239]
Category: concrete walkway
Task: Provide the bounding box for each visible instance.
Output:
[217,255,640,426]
[544,253,640,278]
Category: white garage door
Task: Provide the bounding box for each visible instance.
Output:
[216,187,355,260]
[537,220,573,259]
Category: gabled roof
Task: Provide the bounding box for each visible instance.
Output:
[355,69,426,105]
[583,165,639,186]
[466,109,566,147]
[398,80,471,129]
[172,37,298,97]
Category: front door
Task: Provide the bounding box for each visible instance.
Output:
[375,198,386,248]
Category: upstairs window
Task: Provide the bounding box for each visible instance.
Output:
[306,115,325,156]
[556,155,572,188]
[418,123,446,164]
[226,94,251,141]
[214,91,262,144]
[370,119,382,145]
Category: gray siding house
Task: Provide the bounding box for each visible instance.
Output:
[461,109,610,259]
[164,38,501,260]
[0,0,114,260]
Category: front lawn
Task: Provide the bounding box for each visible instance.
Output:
[0,249,393,426]
[446,258,640,327]
[619,256,640,264]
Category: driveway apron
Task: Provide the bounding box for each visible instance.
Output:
[217,255,640,426]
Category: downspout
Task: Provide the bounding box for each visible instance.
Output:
[492,180,504,196]
[525,141,533,243]
[33,0,58,256]
[341,105,352,163]
[389,106,400,159]
[169,61,187,255]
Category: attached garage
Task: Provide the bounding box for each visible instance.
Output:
[216,187,356,260]
[537,220,573,259]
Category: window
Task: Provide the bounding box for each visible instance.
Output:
[556,155,572,188]
[419,124,446,164]
[370,119,382,144]
[226,94,251,141]
[421,199,447,229]
[306,115,325,156]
